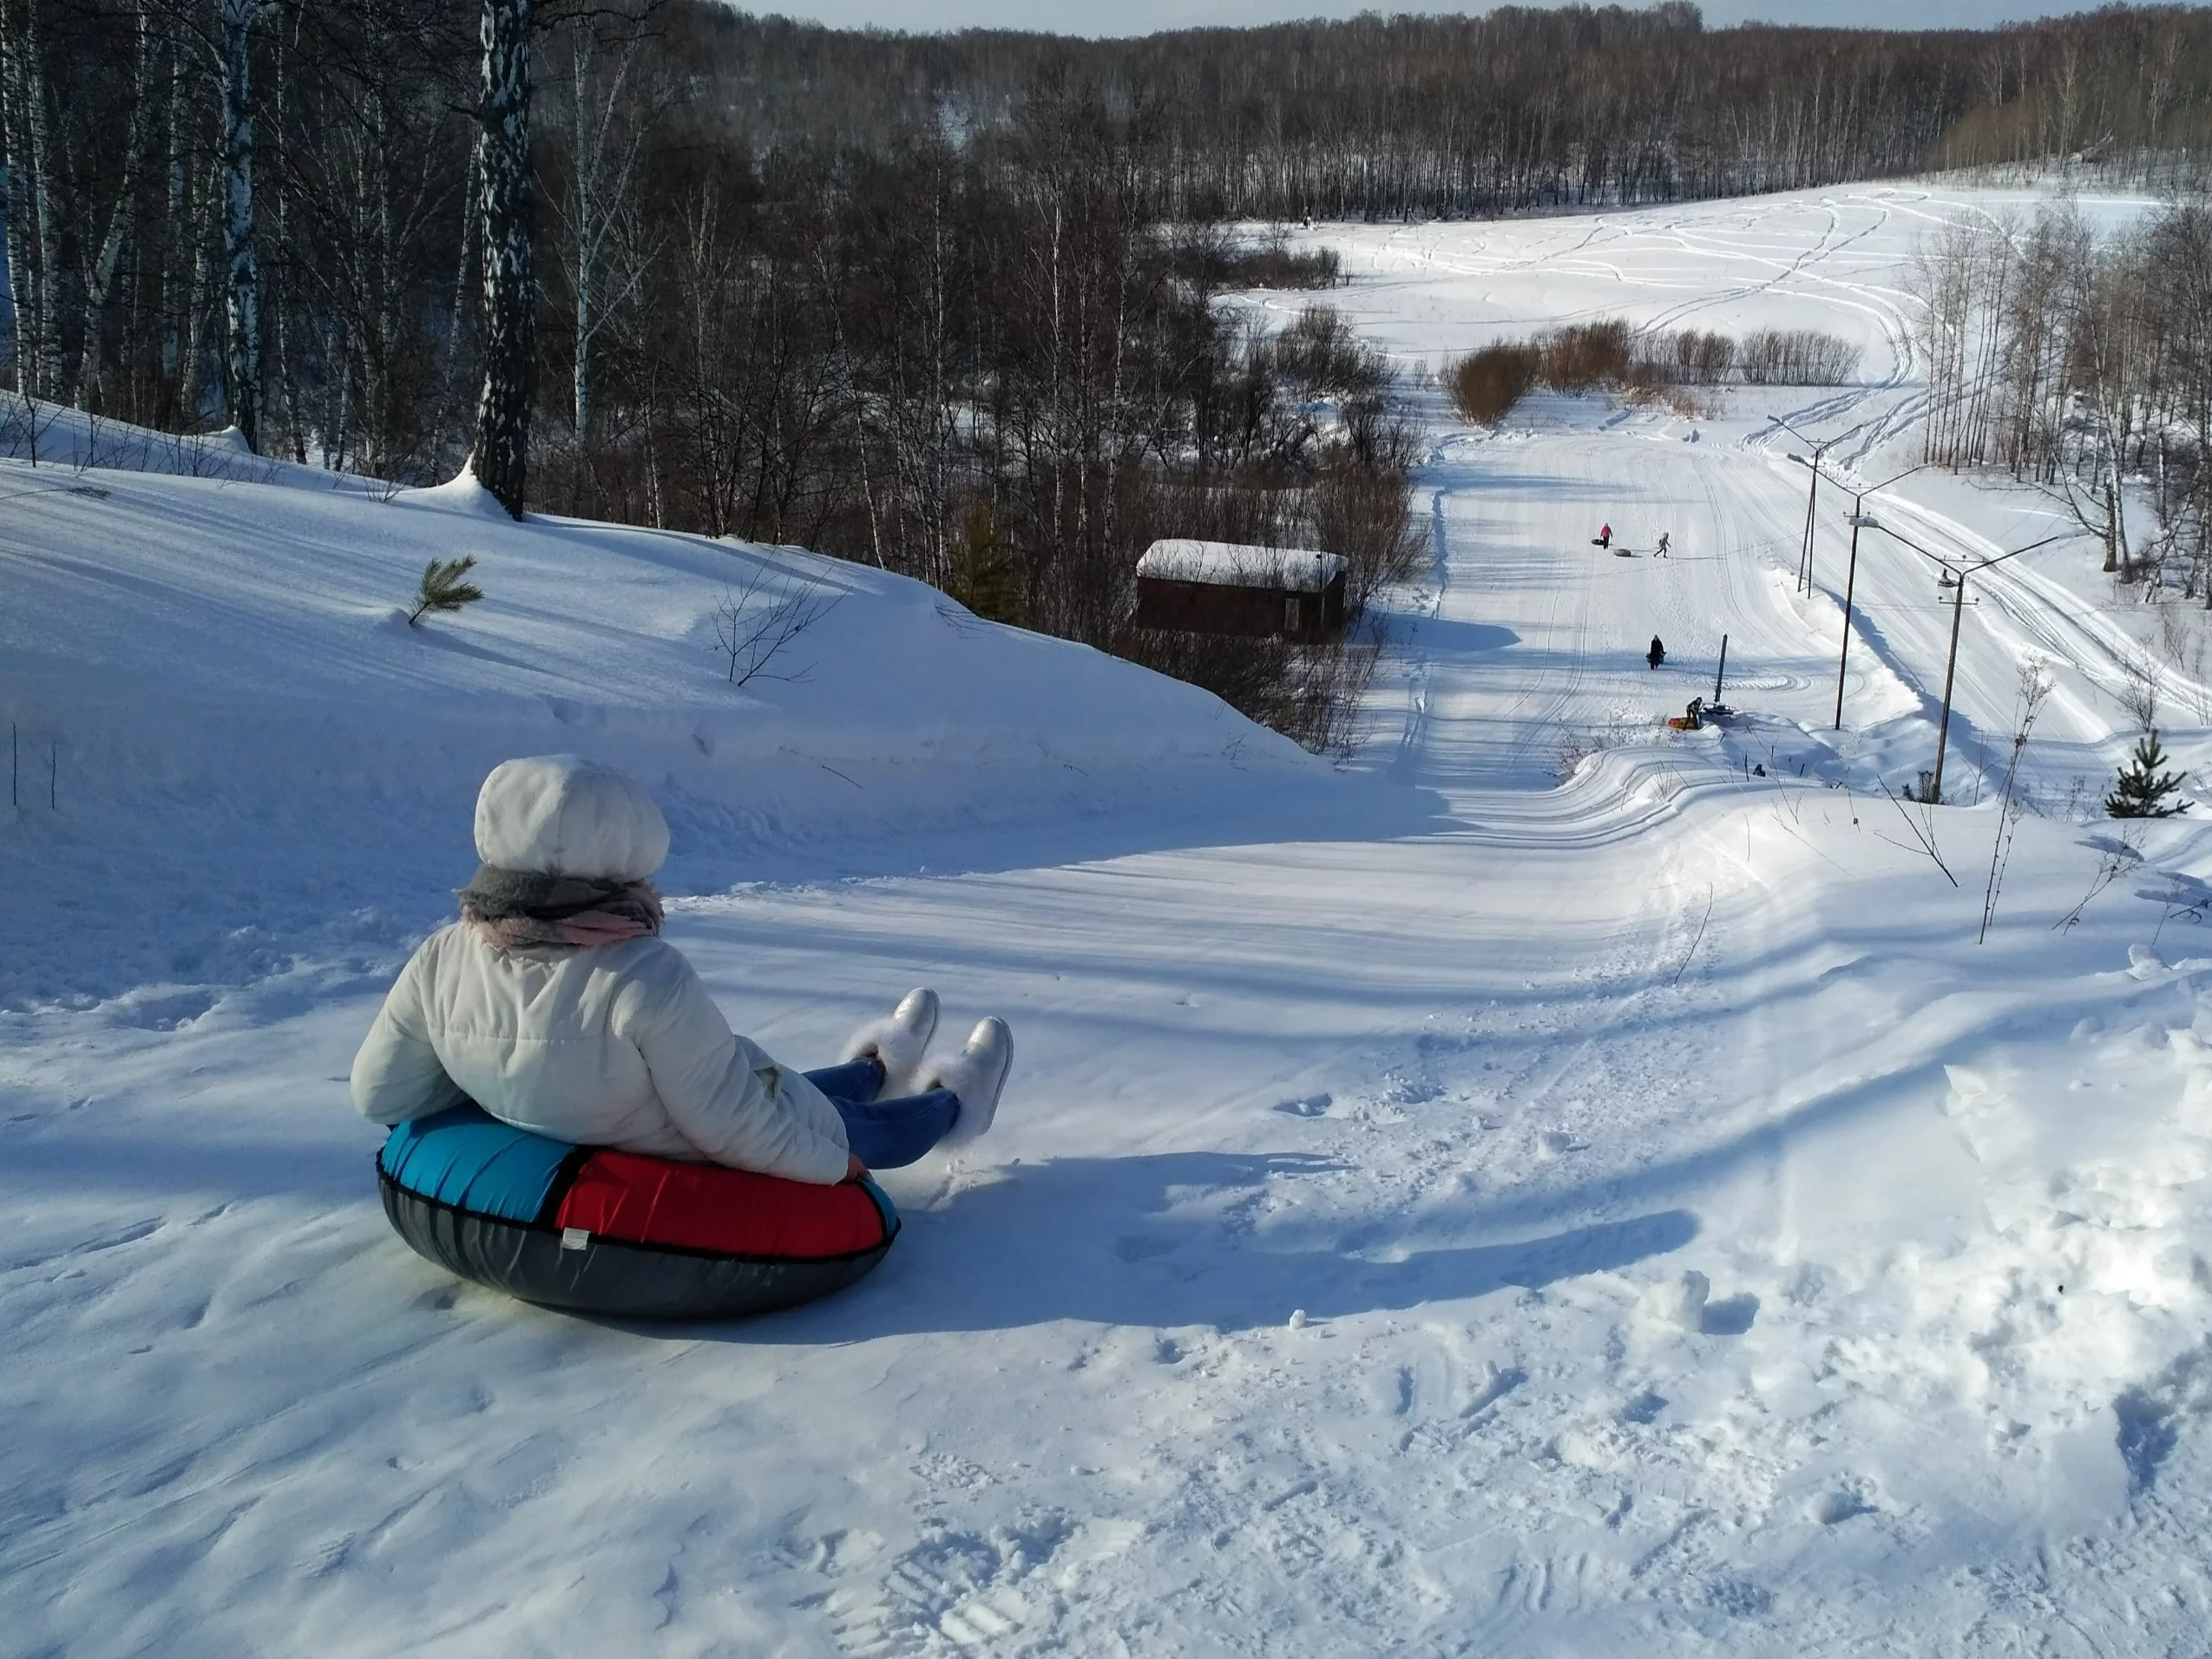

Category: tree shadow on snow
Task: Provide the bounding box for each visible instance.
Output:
[594,1151,1698,1345]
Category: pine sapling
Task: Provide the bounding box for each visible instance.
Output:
[409,555,485,626]
[945,502,1022,624]
[2105,730,2188,817]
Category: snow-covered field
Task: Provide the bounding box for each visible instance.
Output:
[8,180,2212,1656]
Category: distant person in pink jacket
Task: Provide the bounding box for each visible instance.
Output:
[1595,522,1612,549]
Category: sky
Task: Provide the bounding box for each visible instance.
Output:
[744,0,2071,36]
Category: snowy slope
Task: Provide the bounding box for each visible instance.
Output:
[8,178,2212,1659]
[1273,180,2158,387]
[0,448,1344,1011]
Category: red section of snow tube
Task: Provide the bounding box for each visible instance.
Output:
[378,1103,897,1318]
[555,1149,891,1260]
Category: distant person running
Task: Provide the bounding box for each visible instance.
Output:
[1647,635,1665,669]
[1655,532,1670,558]
[1594,523,1613,549]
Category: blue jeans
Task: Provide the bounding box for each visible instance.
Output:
[803,1058,961,1170]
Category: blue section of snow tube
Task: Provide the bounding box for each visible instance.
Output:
[851,1172,898,1237]
[377,1103,574,1224]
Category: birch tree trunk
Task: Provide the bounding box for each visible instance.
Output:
[77,0,155,411]
[0,0,33,396]
[551,30,654,512]
[220,0,261,449]
[267,9,304,462]
[161,27,187,418]
[433,134,482,463]
[4,0,63,399]
[25,0,60,398]
[470,0,535,518]
[180,168,216,425]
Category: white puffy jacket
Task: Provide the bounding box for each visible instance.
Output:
[350,756,852,1185]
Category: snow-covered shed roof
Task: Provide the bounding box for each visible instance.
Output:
[1136,540,1348,592]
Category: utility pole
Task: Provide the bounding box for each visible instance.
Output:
[1828,462,1930,731]
[1836,508,1872,729]
[1854,520,2077,802]
[1786,441,1840,594]
[1773,417,1867,596]
[1796,451,1824,593]
[1931,568,1966,802]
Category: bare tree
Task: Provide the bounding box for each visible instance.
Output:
[2051,208,2141,575]
[712,560,838,687]
[0,0,64,398]
[1979,664,2051,942]
[220,0,275,449]
[547,16,662,507]
[2117,652,2161,731]
[75,0,157,411]
[469,0,535,516]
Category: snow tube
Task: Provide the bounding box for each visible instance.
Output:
[377,1102,898,1318]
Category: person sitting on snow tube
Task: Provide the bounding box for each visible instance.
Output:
[351,754,1014,1184]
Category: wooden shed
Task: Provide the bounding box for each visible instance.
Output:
[1133,540,1349,643]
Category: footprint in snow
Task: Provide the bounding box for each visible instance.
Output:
[1461,1362,1525,1419]
[1112,1235,1178,1262]
[1808,1488,1874,1525]
[1701,1292,1761,1335]
[1618,1390,1667,1425]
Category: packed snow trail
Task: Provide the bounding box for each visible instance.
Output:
[8,180,2212,1656]
[1303,180,2187,810]
[14,733,2211,1655]
[1405,423,1861,796]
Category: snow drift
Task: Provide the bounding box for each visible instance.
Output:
[0,436,1352,1010]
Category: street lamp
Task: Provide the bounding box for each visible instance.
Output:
[1774,416,1867,595]
[1786,448,1837,594]
[1932,562,1968,800]
[1855,518,2077,801]
[1837,510,1879,729]
[1832,461,1934,731]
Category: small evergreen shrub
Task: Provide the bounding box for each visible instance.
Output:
[946,502,1023,624]
[2106,730,2188,816]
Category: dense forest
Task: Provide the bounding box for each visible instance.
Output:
[708,3,2212,215]
[6,0,2212,739]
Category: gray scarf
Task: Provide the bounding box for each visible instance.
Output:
[456,864,663,949]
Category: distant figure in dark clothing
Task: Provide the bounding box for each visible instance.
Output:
[1647,635,1665,669]
[1655,532,1670,558]
[1595,522,1613,549]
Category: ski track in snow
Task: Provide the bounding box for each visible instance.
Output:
[8,178,2212,1656]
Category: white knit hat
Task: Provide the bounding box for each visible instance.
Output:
[473,755,670,881]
